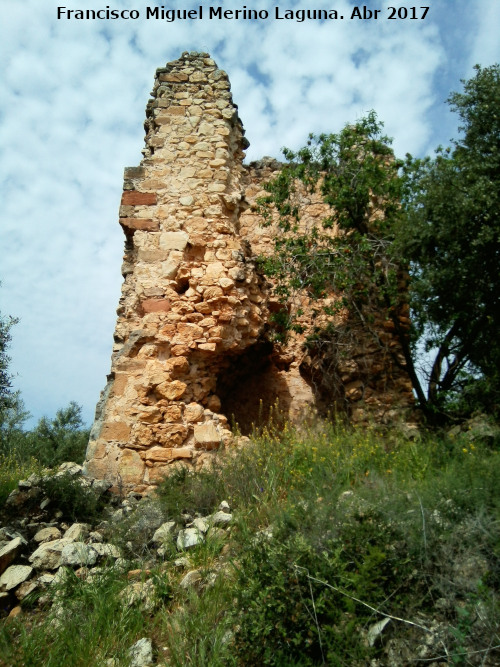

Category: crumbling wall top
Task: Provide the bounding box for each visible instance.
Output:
[141,51,249,162]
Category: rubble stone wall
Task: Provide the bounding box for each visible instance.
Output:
[84,52,414,493]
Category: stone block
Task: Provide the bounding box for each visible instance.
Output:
[219,277,234,290]
[194,302,212,314]
[120,449,145,485]
[15,581,37,601]
[184,403,204,422]
[171,345,190,357]
[152,521,176,544]
[0,538,24,575]
[159,231,189,251]
[124,167,146,179]
[61,543,98,567]
[156,380,187,400]
[159,72,188,82]
[112,373,129,397]
[155,424,188,445]
[177,322,204,338]
[203,286,224,299]
[177,528,203,549]
[138,407,163,424]
[86,440,107,461]
[64,523,90,542]
[345,380,364,401]
[165,356,190,374]
[190,71,207,83]
[120,218,159,233]
[198,343,217,352]
[194,423,221,449]
[0,565,33,592]
[29,538,73,570]
[100,421,131,442]
[164,405,182,421]
[146,466,171,483]
[34,527,62,544]
[145,447,192,462]
[129,638,153,667]
[166,106,186,115]
[198,121,214,136]
[138,250,170,262]
[161,258,181,279]
[228,267,246,281]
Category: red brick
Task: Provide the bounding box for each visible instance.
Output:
[141,298,171,314]
[121,191,157,206]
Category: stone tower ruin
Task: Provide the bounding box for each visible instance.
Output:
[84,52,414,493]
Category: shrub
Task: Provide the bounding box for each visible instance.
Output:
[156,464,225,519]
[38,472,104,523]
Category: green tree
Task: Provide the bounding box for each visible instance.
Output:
[0,302,89,464]
[401,64,500,418]
[0,391,30,457]
[25,401,90,466]
[259,65,500,423]
[0,310,19,412]
[0,310,30,455]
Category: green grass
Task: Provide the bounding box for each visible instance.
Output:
[0,568,146,666]
[1,419,499,665]
[0,452,43,506]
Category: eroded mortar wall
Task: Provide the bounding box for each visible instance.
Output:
[85,52,414,493]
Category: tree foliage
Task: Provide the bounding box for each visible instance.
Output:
[259,111,402,309]
[0,310,19,412]
[259,65,500,423]
[24,401,90,466]
[258,111,413,413]
[0,309,30,455]
[401,64,500,418]
[0,294,90,464]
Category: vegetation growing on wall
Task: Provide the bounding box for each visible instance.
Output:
[259,64,500,424]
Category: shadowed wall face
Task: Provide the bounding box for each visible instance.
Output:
[84,52,414,493]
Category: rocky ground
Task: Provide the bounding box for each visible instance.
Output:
[0,463,234,666]
[1,418,498,666]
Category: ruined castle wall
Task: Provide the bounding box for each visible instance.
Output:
[240,160,415,423]
[84,52,414,493]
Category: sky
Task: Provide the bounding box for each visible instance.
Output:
[1,0,499,427]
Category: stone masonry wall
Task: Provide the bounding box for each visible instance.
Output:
[84,52,414,493]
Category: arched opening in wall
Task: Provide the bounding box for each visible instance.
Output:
[216,341,293,435]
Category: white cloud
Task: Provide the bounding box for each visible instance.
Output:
[0,0,498,426]
[468,1,500,71]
